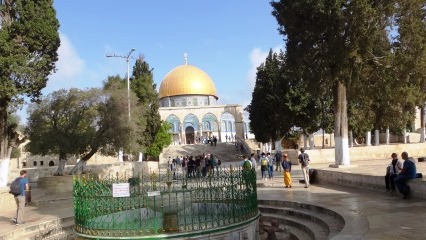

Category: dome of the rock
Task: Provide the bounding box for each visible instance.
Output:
[159,64,218,100]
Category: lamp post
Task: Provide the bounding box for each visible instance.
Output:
[106,48,135,121]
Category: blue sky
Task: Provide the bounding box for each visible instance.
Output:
[20,1,284,121]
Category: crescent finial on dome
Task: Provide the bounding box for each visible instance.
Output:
[184,53,188,65]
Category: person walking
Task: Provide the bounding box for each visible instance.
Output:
[298,148,310,188]
[267,153,274,179]
[385,153,402,192]
[275,151,282,172]
[12,170,29,225]
[250,153,257,171]
[241,155,252,171]
[260,153,268,180]
[282,153,292,188]
[395,151,417,199]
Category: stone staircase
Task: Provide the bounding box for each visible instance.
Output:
[0,185,75,240]
[257,199,368,240]
[161,142,244,165]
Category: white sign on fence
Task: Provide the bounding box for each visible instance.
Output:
[112,183,130,198]
[147,191,161,197]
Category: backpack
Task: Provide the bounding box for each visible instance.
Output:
[301,153,309,167]
[261,158,268,166]
[10,177,22,196]
[243,160,251,171]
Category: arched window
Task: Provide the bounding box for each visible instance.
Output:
[165,115,180,133]
[202,113,218,131]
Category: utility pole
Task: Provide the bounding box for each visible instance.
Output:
[106,48,135,121]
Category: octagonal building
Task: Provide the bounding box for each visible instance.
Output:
[158,57,252,145]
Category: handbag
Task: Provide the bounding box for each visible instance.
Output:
[386,165,391,175]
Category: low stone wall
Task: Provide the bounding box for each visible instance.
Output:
[7,161,160,185]
[297,142,426,165]
[315,169,426,200]
[0,187,15,213]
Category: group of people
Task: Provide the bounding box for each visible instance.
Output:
[170,154,221,178]
[385,151,417,199]
[240,147,311,189]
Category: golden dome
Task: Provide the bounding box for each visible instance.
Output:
[159,64,218,99]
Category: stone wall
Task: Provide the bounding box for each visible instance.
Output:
[315,169,426,200]
[296,132,422,149]
[293,142,426,165]
[7,161,160,185]
[0,187,14,214]
[15,153,118,169]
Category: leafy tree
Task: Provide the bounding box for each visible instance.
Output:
[146,121,172,157]
[25,86,143,175]
[272,0,395,165]
[392,0,426,136]
[0,0,60,186]
[130,57,162,152]
[246,49,287,144]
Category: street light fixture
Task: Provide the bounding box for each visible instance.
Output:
[106,48,136,121]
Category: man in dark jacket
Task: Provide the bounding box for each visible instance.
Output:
[395,151,417,199]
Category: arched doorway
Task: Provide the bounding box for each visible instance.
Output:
[185,126,195,144]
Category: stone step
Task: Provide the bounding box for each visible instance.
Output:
[0,216,74,240]
[258,200,345,231]
[21,222,75,240]
[258,199,346,240]
[260,213,321,240]
[258,199,368,240]
[162,142,243,164]
[259,204,344,238]
[29,197,73,207]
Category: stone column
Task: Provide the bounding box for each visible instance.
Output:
[180,124,186,145]
[199,123,203,143]
[308,134,314,149]
[366,131,371,146]
[349,130,353,148]
[386,128,390,145]
[374,129,380,146]
[217,121,222,142]
[138,152,143,162]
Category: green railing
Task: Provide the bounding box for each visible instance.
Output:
[73,166,258,238]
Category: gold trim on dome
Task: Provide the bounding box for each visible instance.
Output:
[159,64,218,99]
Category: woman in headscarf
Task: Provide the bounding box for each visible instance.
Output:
[282,153,292,188]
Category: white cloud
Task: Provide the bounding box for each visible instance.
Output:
[246,45,283,91]
[45,33,85,92]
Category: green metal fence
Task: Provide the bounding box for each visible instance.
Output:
[73,166,259,238]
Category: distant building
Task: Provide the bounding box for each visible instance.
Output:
[158,56,253,145]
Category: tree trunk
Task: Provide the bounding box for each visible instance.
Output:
[374,129,380,146]
[303,134,308,149]
[386,128,390,145]
[333,82,350,166]
[1,101,27,186]
[69,147,98,175]
[308,133,314,149]
[0,101,10,187]
[54,153,67,176]
[420,105,425,143]
[403,129,407,144]
[349,130,353,148]
[366,131,371,146]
